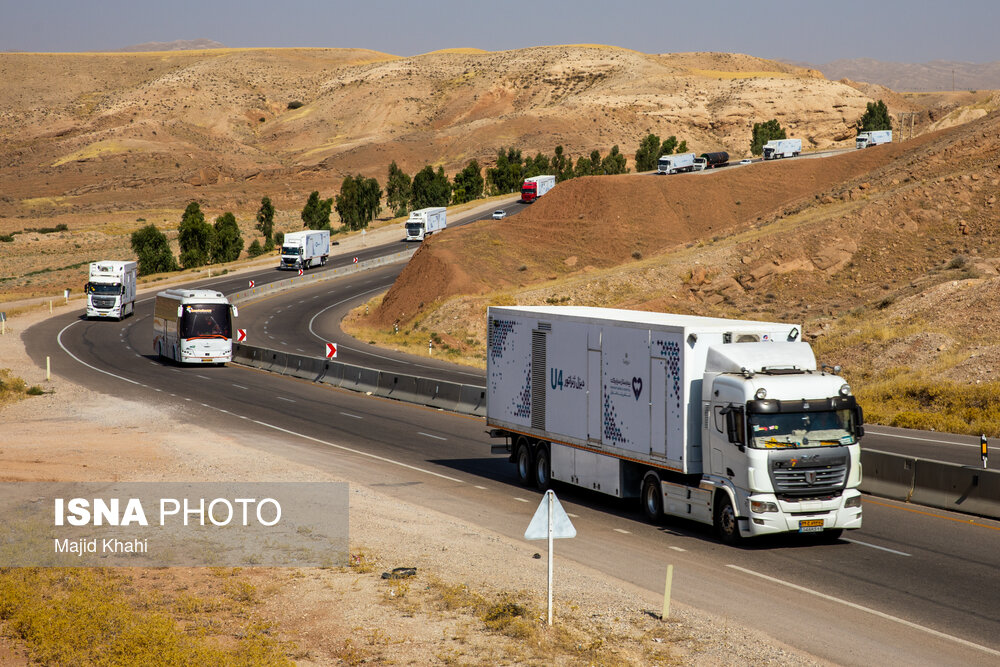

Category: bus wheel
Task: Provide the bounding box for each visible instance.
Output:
[534,444,551,490]
[641,474,663,524]
[714,495,742,545]
[516,441,534,487]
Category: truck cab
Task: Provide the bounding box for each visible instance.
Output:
[702,342,864,542]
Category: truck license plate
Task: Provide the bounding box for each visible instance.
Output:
[799,519,824,533]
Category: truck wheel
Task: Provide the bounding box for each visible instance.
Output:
[534,445,551,490]
[714,495,742,545]
[516,442,534,487]
[641,475,662,524]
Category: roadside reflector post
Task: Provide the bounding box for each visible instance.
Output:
[46,356,50,381]
[49,300,53,313]
[428,339,432,354]
[662,564,674,620]
[64,288,70,303]
[982,434,989,469]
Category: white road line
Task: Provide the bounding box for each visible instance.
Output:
[232,384,248,389]
[843,538,911,556]
[567,512,579,518]
[339,411,362,419]
[418,432,447,441]
[866,428,982,449]
[280,341,287,346]
[613,528,630,534]
[669,546,686,552]
[474,485,487,490]
[196,375,210,380]
[277,396,295,403]
[295,348,304,352]
[726,564,1000,657]
[514,498,530,503]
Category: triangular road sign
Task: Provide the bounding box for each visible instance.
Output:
[524,490,576,540]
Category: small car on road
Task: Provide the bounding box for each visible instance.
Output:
[739,159,753,165]
[492,209,507,220]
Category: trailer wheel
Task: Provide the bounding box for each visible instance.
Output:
[534,444,551,490]
[641,475,662,524]
[714,495,742,545]
[515,442,534,487]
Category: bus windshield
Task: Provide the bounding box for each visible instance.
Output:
[180,303,232,339]
[748,409,856,449]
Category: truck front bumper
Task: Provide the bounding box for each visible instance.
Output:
[742,491,863,537]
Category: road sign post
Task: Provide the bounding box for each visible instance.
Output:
[236,329,247,343]
[248,280,255,288]
[982,434,989,469]
[325,343,338,359]
[524,490,576,626]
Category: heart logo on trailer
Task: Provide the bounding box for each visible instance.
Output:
[632,377,642,400]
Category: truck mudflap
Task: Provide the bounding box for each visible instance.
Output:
[742,490,863,537]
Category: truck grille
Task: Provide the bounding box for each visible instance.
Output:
[92,297,116,308]
[769,449,848,497]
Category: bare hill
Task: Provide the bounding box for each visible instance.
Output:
[817,58,1000,92]
[1,46,887,225]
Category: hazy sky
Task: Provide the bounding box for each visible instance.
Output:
[2,0,998,64]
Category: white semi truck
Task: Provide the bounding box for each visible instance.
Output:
[279,230,330,270]
[85,261,137,320]
[520,175,556,203]
[762,138,802,160]
[657,153,696,174]
[856,130,892,149]
[487,306,864,544]
[405,207,447,241]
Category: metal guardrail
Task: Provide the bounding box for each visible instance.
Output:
[860,449,1000,520]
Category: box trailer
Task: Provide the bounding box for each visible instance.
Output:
[85,261,137,320]
[279,230,330,270]
[856,130,892,149]
[520,175,556,203]
[487,306,864,543]
[405,207,447,241]
[762,139,802,160]
[657,153,696,174]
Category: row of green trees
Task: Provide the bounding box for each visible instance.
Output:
[130,202,247,276]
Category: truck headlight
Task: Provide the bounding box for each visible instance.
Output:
[844,495,862,508]
[839,384,852,396]
[750,500,778,513]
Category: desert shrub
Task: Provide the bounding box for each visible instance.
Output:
[0,234,14,242]
[287,100,303,109]
[246,239,264,258]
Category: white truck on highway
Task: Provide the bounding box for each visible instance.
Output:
[279,230,330,270]
[487,306,864,544]
[405,207,447,241]
[85,260,137,320]
[657,153,696,174]
[856,130,892,149]
[762,138,802,160]
[520,175,556,203]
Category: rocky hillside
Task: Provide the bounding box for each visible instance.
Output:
[1,46,889,225]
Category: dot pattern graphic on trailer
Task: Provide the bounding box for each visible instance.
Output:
[603,389,626,445]
[655,339,682,410]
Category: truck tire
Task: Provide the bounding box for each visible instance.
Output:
[641,474,662,524]
[534,444,551,490]
[714,495,741,545]
[516,442,534,487]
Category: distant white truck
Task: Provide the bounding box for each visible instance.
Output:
[279,230,330,270]
[405,207,447,241]
[487,306,864,544]
[85,261,137,320]
[856,130,892,149]
[657,152,696,174]
[762,138,802,160]
[520,175,556,203]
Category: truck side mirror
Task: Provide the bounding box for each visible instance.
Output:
[177,306,183,318]
[853,405,865,438]
[231,305,239,318]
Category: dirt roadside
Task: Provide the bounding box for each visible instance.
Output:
[0,290,825,666]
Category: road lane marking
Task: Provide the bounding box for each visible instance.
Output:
[514,498,530,503]
[339,412,362,419]
[613,528,630,534]
[232,384,248,389]
[864,498,1000,531]
[843,538,911,556]
[866,428,985,449]
[567,512,579,518]
[418,432,447,441]
[669,546,686,552]
[196,375,210,380]
[726,564,1000,657]
[277,396,295,403]
[474,485,487,490]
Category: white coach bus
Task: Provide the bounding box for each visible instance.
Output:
[153,288,238,364]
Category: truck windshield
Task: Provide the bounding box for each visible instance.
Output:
[180,304,232,339]
[87,283,121,294]
[748,409,856,449]
[405,222,424,234]
[281,246,302,255]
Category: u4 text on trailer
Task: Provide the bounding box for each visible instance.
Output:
[487,306,864,543]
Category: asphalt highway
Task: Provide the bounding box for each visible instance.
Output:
[22,194,1000,665]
